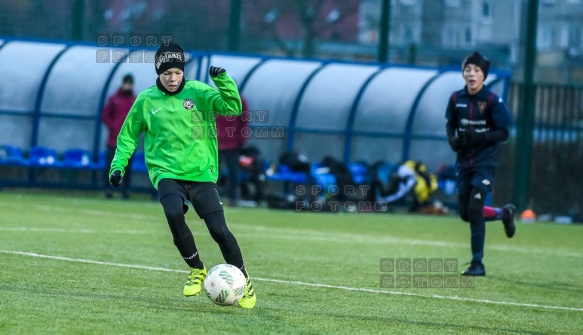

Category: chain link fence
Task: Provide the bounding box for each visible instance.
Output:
[0,0,510,66]
[0,0,362,59]
[2,0,583,216]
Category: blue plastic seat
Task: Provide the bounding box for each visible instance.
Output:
[62,148,100,170]
[28,146,62,167]
[131,152,148,173]
[95,151,107,170]
[0,145,29,166]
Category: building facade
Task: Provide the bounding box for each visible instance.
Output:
[359,0,583,83]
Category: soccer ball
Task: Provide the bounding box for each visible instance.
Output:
[203,264,247,306]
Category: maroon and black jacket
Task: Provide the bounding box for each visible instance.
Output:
[445,86,512,168]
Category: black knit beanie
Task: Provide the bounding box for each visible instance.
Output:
[462,51,490,79]
[154,42,185,75]
[122,74,133,84]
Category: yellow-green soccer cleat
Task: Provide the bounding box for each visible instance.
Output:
[183,266,207,297]
[238,276,256,309]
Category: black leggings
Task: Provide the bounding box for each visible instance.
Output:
[160,192,245,273]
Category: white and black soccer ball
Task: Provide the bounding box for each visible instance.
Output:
[203,264,246,306]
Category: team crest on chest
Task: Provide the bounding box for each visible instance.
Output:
[183,98,195,110]
[478,101,487,114]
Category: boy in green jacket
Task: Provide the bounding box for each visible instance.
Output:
[109,42,256,308]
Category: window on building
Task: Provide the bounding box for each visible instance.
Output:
[402,25,414,45]
[400,0,418,6]
[480,0,492,24]
[559,25,569,49]
[444,26,454,48]
[569,25,582,51]
[443,26,465,48]
[538,25,556,51]
[465,27,473,46]
[482,1,490,18]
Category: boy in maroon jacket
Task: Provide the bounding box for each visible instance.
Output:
[102,74,136,199]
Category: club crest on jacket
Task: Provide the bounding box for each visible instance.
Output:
[183,98,194,110]
[478,101,487,114]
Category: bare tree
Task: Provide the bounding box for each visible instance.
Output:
[247,0,359,58]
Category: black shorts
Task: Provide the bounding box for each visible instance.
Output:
[157,178,223,219]
[456,166,496,195]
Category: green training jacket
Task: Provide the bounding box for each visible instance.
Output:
[109,73,242,189]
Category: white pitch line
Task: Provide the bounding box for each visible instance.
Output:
[1,249,582,313]
[2,224,581,259]
[232,224,583,258]
[0,227,150,234]
[0,202,160,222]
[254,278,583,312]
[1,201,582,258]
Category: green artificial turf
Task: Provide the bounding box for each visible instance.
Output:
[0,190,581,334]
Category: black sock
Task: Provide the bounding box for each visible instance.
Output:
[173,233,203,269]
[468,188,487,263]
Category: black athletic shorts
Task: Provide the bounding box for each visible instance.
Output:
[456,166,496,195]
[157,178,224,219]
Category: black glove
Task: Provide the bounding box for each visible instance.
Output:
[209,66,226,77]
[109,170,122,187]
[447,136,463,152]
[465,130,487,144]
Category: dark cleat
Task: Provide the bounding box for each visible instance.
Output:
[502,204,516,238]
[461,262,486,276]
